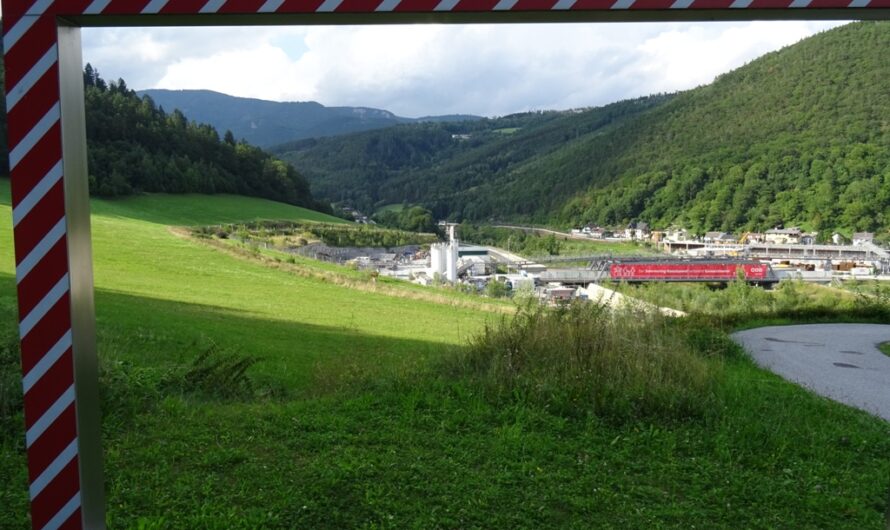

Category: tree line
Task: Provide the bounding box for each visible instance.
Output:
[0,63,331,214]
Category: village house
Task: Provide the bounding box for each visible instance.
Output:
[744,232,766,244]
[852,232,875,246]
[665,227,690,242]
[800,232,818,245]
[625,221,650,240]
[765,227,802,245]
[586,225,610,239]
[703,231,737,244]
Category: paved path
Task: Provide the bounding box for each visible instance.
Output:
[733,324,890,422]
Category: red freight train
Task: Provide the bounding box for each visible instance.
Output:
[609,261,772,282]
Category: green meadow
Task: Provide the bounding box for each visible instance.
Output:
[1,179,889,528]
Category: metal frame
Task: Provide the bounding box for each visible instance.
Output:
[2,1,887,528]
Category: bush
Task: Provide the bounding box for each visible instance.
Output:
[451,301,720,422]
[164,343,260,401]
[0,337,23,445]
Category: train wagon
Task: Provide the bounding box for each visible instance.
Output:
[609,260,777,285]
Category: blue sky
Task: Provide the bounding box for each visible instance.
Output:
[80,21,844,118]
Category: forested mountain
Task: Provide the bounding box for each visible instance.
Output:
[0,64,330,213]
[278,21,890,235]
[273,95,672,218]
[139,89,481,148]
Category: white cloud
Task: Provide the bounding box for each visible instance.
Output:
[83,21,844,118]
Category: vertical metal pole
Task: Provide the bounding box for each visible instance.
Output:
[57,23,105,529]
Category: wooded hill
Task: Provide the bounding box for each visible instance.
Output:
[0,65,331,214]
[139,89,480,148]
[272,95,671,219]
[276,22,890,236]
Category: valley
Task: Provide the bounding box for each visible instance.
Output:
[2,179,889,528]
[1,18,889,530]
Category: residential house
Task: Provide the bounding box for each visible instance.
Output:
[626,221,650,240]
[586,226,609,239]
[800,232,818,245]
[744,232,765,244]
[703,232,737,244]
[852,232,875,246]
[665,227,690,242]
[765,227,802,245]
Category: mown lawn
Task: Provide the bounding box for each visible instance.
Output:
[1,179,888,529]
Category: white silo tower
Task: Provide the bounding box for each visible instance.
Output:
[445,241,458,283]
[430,243,447,276]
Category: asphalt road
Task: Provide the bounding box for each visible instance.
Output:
[733,324,890,422]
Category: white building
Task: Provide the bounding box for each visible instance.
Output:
[852,232,875,246]
[765,227,802,245]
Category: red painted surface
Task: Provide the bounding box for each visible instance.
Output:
[610,262,770,281]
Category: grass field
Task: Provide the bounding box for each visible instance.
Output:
[880,342,890,357]
[1,179,889,528]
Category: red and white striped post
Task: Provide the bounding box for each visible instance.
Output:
[2,1,887,529]
[5,5,104,529]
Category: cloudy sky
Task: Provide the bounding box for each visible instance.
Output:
[78,21,844,118]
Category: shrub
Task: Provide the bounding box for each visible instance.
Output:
[451,301,720,422]
[0,336,23,445]
[164,343,260,401]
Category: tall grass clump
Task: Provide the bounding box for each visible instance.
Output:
[620,279,890,328]
[0,336,24,446]
[453,301,721,422]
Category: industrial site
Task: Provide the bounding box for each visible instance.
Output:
[297,222,890,305]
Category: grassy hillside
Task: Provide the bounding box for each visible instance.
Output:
[0,179,489,385]
[1,181,888,528]
[281,22,889,236]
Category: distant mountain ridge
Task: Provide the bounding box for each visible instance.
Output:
[138,89,481,148]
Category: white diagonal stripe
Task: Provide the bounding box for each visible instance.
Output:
[13,160,63,227]
[376,0,402,10]
[16,218,67,283]
[611,0,634,8]
[30,438,78,500]
[42,492,81,530]
[316,0,343,11]
[259,0,286,12]
[435,0,460,10]
[84,0,113,14]
[671,0,693,7]
[494,0,518,9]
[142,0,170,13]
[20,274,70,338]
[26,385,75,448]
[3,15,39,53]
[848,0,870,6]
[730,0,752,7]
[9,102,61,171]
[201,0,227,12]
[552,0,577,9]
[7,45,58,111]
[23,330,72,394]
[789,0,810,6]
[25,0,54,15]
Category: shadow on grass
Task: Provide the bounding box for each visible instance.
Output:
[0,270,461,401]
